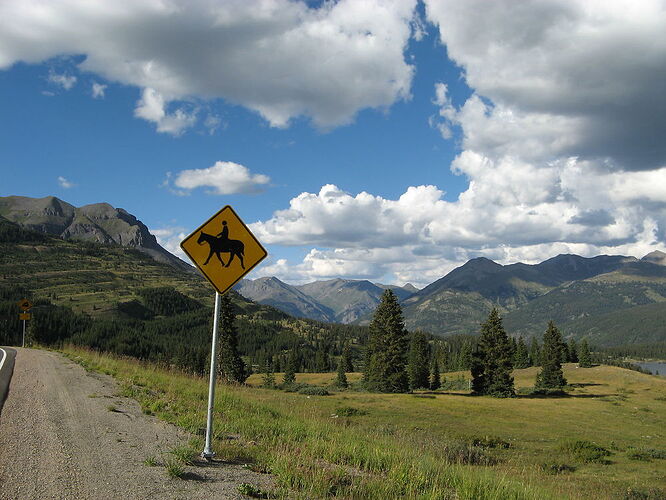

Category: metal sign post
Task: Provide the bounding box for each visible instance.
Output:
[17,300,33,348]
[202,291,221,459]
[180,205,267,461]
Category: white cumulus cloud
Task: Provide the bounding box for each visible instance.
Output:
[0,0,417,131]
[91,81,107,99]
[57,176,74,188]
[251,169,666,286]
[424,0,666,171]
[150,226,188,260]
[134,87,197,136]
[173,161,270,195]
[47,70,76,90]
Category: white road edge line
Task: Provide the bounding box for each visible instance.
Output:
[0,348,7,373]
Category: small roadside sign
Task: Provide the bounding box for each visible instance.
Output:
[19,313,31,321]
[180,205,268,295]
[17,299,33,311]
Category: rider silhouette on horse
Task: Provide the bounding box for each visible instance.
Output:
[198,220,245,269]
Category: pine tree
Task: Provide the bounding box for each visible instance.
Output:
[363,290,409,393]
[440,345,450,372]
[282,348,298,386]
[314,348,330,372]
[261,356,275,388]
[568,338,579,363]
[459,341,473,370]
[560,339,570,364]
[217,293,248,384]
[513,336,530,369]
[407,331,431,390]
[535,321,567,390]
[471,309,515,397]
[335,357,348,388]
[510,336,518,359]
[578,339,592,368]
[342,343,354,372]
[529,337,541,367]
[430,357,441,390]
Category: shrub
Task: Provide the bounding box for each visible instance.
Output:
[441,441,497,466]
[470,435,511,449]
[334,406,368,417]
[441,375,470,391]
[624,487,666,500]
[298,386,330,396]
[237,483,269,498]
[539,462,576,474]
[627,447,666,461]
[559,440,611,463]
[282,382,309,393]
[529,387,568,397]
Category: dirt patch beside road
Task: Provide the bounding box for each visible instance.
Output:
[0,348,274,499]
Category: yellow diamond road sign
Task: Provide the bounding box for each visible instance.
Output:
[180,205,267,295]
[17,299,33,311]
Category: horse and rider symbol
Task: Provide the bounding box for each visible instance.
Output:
[197,220,245,269]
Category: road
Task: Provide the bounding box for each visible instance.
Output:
[0,347,16,415]
[0,348,274,499]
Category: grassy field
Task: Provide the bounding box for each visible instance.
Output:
[60,347,666,499]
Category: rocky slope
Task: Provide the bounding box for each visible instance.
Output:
[0,195,190,271]
[236,277,417,324]
[399,252,666,344]
[234,277,336,322]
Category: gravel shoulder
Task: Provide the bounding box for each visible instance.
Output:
[0,348,274,499]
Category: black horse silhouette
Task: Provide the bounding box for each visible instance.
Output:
[197,231,245,269]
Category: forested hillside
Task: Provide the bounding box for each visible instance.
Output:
[0,216,369,373]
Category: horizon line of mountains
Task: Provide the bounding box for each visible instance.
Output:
[2,194,666,346]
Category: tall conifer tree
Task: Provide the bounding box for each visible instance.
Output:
[430,357,441,390]
[535,321,567,390]
[459,341,473,370]
[335,357,348,388]
[578,339,592,367]
[471,308,515,397]
[342,343,354,372]
[217,293,248,384]
[363,290,409,393]
[407,331,431,390]
[261,356,275,388]
[513,337,530,369]
[282,347,298,386]
[529,337,541,367]
[568,338,579,363]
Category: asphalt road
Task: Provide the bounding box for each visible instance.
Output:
[0,346,16,416]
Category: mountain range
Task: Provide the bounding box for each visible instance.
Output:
[237,252,666,346]
[0,195,190,271]
[4,194,665,347]
[234,277,417,323]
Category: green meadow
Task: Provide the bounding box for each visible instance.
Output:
[61,347,666,499]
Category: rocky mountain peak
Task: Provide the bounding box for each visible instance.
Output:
[0,195,190,271]
[642,250,666,266]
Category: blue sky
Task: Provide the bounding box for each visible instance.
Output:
[1,1,665,287]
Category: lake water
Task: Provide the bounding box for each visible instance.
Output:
[635,361,666,376]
